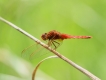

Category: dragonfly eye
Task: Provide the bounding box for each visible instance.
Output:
[41,33,47,40]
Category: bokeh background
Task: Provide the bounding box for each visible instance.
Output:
[0,0,106,80]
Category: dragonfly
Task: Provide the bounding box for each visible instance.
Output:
[22,30,91,59]
[41,30,91,49]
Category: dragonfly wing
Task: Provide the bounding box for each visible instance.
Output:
[22,42,52,60]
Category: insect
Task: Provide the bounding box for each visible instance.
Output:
[22,30,91,59]
[41,30,91,49]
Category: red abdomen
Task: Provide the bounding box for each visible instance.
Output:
[61,34,91,39]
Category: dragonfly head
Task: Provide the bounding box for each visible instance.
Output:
[41,33,47,40]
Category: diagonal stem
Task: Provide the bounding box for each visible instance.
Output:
[0,17,101,80]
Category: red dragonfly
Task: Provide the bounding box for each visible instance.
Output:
[22,30,91,59]
[41,30,91,49]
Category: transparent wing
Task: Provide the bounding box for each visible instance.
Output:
[21,42,52,60]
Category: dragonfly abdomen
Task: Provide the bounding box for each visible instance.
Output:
[61,34,91,39]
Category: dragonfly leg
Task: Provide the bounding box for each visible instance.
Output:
[52,41,60,50]
[47,40,52,47]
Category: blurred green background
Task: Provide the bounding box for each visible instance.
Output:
[0,0,106,80]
